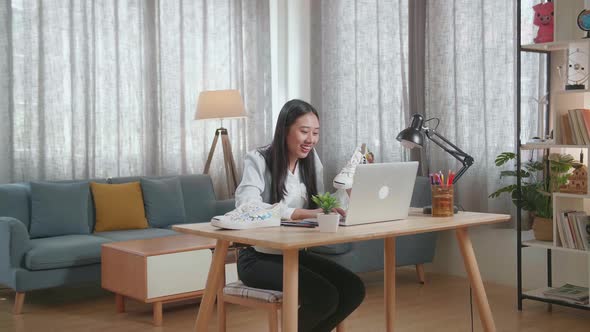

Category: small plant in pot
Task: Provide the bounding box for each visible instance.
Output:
[489,152,579,241]
[312,192,340,233]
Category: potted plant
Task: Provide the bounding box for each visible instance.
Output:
[489,152,579,241]
[312,192,340,232]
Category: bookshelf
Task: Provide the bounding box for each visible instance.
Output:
[517,0,590,312]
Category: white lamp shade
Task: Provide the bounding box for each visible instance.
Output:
[195,89,247,120]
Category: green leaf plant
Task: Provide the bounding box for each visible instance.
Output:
[311,192,340,215]
[489,152,580,219]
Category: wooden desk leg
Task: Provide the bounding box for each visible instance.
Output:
[384,237,396,332]
[217,264,227,332]
[282,249,299,332]
[455,228,496,332]
[115,294,125,313]
[195,240,230,332]
[153,302,163,326]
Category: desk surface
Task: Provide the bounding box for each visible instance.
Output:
[173,209,510,250]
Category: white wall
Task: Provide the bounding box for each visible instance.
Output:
[429,226,589,289]
[275,1,590,289]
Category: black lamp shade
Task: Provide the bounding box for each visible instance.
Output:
[396,114,425,148]
[396,128,423,148]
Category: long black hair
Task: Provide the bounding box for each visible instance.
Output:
[258,99,319,208]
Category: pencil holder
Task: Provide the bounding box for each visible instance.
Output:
[431,185,454,217]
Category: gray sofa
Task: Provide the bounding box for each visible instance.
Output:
[310,176,437,279]
[0,174,234,314]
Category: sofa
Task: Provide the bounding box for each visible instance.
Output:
[0,174,437,315]
[310,176,438,280]
[0,174,235,314]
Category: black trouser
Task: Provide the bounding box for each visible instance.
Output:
[237,247,366,332]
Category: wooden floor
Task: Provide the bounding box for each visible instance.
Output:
[1,268,589,331]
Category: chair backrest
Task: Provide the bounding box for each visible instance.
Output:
[410,176,432,208]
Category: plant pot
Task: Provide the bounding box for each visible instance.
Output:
[317,213,339,233]
[532,216,553,241]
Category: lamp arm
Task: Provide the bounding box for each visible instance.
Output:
[425,129,474,184]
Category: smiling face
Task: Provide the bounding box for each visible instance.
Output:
[286,112,320,163]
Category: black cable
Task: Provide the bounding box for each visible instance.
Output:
[424,117,441,131]
[470,286,474,332]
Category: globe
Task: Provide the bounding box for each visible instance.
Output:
[577,9,590,38]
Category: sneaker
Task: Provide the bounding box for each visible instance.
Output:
[211,202,281,230]
[333,144,371,190]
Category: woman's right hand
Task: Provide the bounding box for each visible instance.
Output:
[291,207,346,220]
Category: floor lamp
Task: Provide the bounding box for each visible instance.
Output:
[195,90,246,197]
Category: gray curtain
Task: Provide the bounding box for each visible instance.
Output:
[409,0,427,176]
[0,0,272,199]
[425,0,542,214]
[310,0,410,187]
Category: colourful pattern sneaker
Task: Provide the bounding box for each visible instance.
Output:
[333,143,373,189]
[211,202,281,230]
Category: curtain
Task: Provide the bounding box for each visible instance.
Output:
[425,0,543,214]
[1,0,272,199]
[310,0,410,187]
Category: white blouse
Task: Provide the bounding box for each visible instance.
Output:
[235,149,323,255]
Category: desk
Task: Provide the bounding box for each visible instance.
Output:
[174,209,510,332]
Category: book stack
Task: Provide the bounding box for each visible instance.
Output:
[543,284,589,305]
[558,109,590,145]
[556,211,590,250]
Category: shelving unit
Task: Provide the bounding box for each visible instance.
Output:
[517,0,590,311]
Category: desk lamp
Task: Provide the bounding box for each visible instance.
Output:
[396,114,474,213]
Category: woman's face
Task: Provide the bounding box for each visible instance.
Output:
[286,112,320,161]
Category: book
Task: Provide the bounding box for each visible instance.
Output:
[568,109,583,144]
[559,211,577,248]
[581,109,590,145]
[561,113,574,144]
[556,211,568,248]
[543,284,589,304]
[566,212,580,249]
[574,213,590,251]
[574,108,590,145]
[570,212,586,250]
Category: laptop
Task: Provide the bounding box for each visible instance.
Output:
[341,161,418,226]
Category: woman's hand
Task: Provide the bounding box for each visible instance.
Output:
[332,207,346,217]
[291,207,346,220]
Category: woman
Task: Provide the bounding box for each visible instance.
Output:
[235,99,365,332]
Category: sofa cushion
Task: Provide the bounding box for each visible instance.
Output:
[25,235,111,270]
[53,178,107,233]
[140,177,186,228]
[93,228,179,242]
[178,175,217,223]
[91,182,149,232]
[308,243,353,255]
[30,182,91,238]
[0,183,31,228]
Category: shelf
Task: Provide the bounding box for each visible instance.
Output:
[556,88,590,95]
[521,143,590,150]
[553,192,590,199]
[520,39,590,52]
[523,287,590,309]
[522,239,590,255]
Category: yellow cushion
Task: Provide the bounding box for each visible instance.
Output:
[90,182,148,232]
